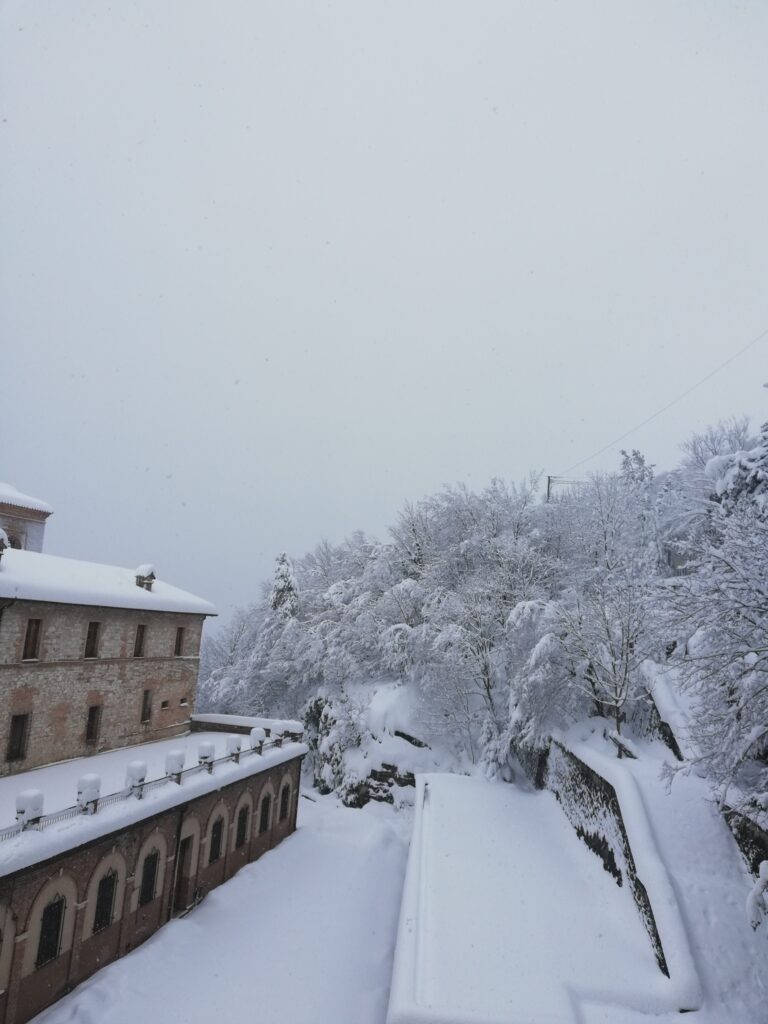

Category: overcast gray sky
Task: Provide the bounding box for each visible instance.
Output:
[2,0,767,621]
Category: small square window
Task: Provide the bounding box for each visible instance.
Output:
[160,700,169,710]
[174,627,185,657]
[179,697,189,707]
[84,622,101,659]
[22,619,42,661]
[133,624,146,658]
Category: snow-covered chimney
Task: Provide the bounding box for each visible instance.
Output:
[135,564,156,591]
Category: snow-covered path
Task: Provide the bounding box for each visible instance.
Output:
[576,744,768,1024]
[623,751,767,1024]
[35,794,409,1024]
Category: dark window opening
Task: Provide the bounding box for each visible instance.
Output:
[7,713,29,761]
[133,624,146,658]
[93,871,117,934]
[236,806,249,849]
[279,784,291,822]
[140,690,152,724]
[209,817,224,864]
[85,704,102,744]
[259,794,271,835]
[138,850,159,906]
[84,621,101,659]
[22,619,42,661]
[160,700,169,710]
[36,896,65,968]
[7,534,21,549]
[174,627,185,657]
[179,697,189,707]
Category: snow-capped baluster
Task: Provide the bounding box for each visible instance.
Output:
[226,735,242,764]
[165,749,185,784]
[77,774,101,814]
[16,789,43,828]
[249,727,266,755]
[126,760,147,799]
[198,741,216,773]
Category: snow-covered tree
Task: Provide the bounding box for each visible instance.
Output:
[270,552,299,617]
[666,500,768,813]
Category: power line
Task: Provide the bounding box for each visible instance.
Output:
[557,324,768,477]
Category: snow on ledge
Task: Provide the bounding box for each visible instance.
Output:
[388,774,696,1024]
[0,549,216,616]
[191,713,303,734]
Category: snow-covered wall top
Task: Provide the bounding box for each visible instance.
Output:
[191,713,303,733]
[0,549,216,616]
[0,482,53,515]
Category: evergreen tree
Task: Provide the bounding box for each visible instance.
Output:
[270,552,299,617]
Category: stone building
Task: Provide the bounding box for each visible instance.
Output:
[0,485,307,1023]
[0,491,215,775]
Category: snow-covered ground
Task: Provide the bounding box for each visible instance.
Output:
[544,728,767,1024]
[34,793,409,1024]
[620,745,768,1024]
[22,753,768,1024]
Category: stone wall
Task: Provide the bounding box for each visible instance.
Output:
[515,738,669,976]
[545,742,669,976]
[0,600,205,775]
[723,806,768,877]
[0,751,303,1024]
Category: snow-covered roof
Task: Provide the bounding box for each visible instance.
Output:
[0,482,53,515]
[0,549,216,616]
[0,731,306,877]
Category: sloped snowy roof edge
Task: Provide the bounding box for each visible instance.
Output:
[0,549,216,616]
[0,482,53,515]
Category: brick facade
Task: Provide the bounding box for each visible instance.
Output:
[0,600,205,776]
[0,751,303,1024]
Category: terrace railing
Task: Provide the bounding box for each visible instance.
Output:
[0,731,302,843]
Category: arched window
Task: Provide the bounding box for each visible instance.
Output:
[93,870,117,934]
[259,793,271,835]
[208,817,224,864]
[279,783,291,822]
[235,805,249,849]
[139,849,159,906]
[36,895,65,968]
